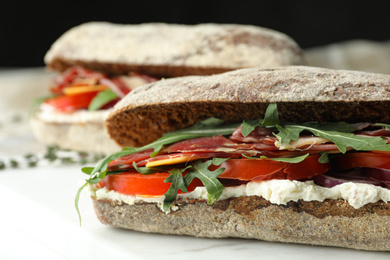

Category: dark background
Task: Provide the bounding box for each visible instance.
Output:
[1,1,389,67]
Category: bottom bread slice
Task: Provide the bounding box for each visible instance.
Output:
[92,196,390,251]
[29,113,121,154]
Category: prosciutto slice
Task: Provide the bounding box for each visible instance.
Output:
[230,125,275,143]
[166,135,279,154]
[355,128,390,137]
[166,136,236,153]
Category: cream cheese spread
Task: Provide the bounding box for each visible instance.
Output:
[88,179,390,211]
[36,104,111,123]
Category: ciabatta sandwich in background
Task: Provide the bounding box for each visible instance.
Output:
[305,39,390,74]
[30,22,305,154]
[80,66,390,251]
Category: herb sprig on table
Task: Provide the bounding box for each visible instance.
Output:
[0,145,106,170]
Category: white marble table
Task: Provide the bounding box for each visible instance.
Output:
[1,68,389,260]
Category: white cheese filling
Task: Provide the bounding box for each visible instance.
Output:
[274,136,329,151]
[88,179,390,211]
[35,104,111,123]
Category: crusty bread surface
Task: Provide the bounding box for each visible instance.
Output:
[106,65,390,147]
[92,196,390,251]
[44,22,305,77]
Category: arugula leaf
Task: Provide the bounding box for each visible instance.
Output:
[132,162,171,175]
[375,123,390,130]
[275,122,356,144]
[88,89,118,111]
[241,103,280,137]
[242,153,309,163]
[81,167,94,175]
[262,153,309,163]
[84,148,138,182]
[318,152,330,163]
[241,119,261,137]
[275,124,301,143]
[212,157,230,166]
[276,124,390,153]
[184,160,225,205]
[75,182,88,226]
[162,167,191,211]
[262,103,280,127]
[142,157,229,211]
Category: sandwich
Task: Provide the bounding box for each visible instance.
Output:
[30,21,305,154]
[78,65,390,251]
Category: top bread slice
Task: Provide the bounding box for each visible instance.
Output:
[44,22,305,77]
[106,65,390,148]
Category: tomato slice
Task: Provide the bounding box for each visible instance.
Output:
[214,155,330,181]
[101,155,330,196]
[332,152,390,170]
[44,91,99,112]
[98,171,203,197]
[216,159,285,180]
[284,155,332,180]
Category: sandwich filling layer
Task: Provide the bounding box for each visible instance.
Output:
[89,179,390,210]
[36,104,111,123]
[38,66,158,114]
[78,104,390,216]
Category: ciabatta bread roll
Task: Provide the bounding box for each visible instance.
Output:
[31,22,305,154]
[80,66,390,251]
[45,22,305,77]
[107,65,390,147]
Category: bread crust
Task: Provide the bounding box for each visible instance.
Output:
[29,111,120,154]
[106,66,390,147]
[92,196,390,251]
[44,22,305,77]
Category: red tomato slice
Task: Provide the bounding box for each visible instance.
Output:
[214,155,330,181]
[215,159,285,180]
[44,91,99,112]
[283,155,332,180]
[101,155,330,196]
[98,171,203,196]
[332,152,390,170]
